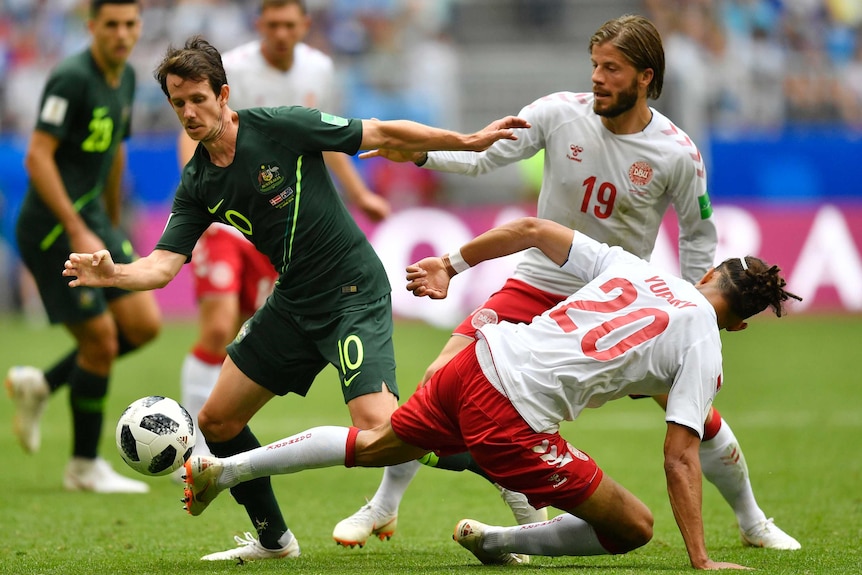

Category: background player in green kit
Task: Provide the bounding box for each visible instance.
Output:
[7,0,160,494]
[62,35,529,562]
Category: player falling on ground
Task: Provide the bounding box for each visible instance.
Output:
[179,216,801,570]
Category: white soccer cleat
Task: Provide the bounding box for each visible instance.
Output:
[498,484,548,525]
[332,501,398,548]
[200,531,301,561]
[63,457,150,493]
[740,518,801,550]
[453,518,524,565]
[5,366,50,454]
[183,455,225,516]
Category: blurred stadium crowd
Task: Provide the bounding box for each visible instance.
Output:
[0,0,458,135]
[1,0,862,139]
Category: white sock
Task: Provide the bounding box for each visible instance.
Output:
[180,353,221,456]
[366,459,421,515]
[485,514,608,556]
[699,419,767,530]
[221,426,351,488]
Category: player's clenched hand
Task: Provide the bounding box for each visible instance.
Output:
[63,250,116,288]
[406,257,451,299]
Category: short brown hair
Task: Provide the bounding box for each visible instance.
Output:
[154,35,227,99]
[261,0,306,13]
[91,0,138,17]
[590,14,665,100]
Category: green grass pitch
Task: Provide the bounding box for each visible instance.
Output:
[0,313,860,574]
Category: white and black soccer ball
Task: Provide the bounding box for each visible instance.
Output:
[116,396,196,476]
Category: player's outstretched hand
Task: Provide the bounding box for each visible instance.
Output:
[468,115,531,151]
[696,559,752,570]
[358,148,425,162]
[406,257,451,299]
[63,249,116,288]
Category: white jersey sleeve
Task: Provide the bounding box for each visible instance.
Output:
[477,232,722,435]
[425,92,717,292]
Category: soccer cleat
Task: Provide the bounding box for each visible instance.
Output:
[332,501,398,548]
[200,531,301,561]
[183,455,225,516]
[63,457,150,493]
[740,518,801,550]
[498,484,548,525]
[5,366,50,454]
[453,518,524,565]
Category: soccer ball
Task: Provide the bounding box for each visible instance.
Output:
[116,396,196,476]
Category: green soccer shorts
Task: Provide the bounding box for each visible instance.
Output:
[227,293,398,403]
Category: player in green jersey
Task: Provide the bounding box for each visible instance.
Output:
[7,0,160,494]
[62,35,528,561]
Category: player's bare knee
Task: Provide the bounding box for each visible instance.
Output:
[621,507,654,551]
[133,315,161,345]
[76,329,120,371]
[197,408,243,443]
[593,494,653,553]
[200,323,235,352]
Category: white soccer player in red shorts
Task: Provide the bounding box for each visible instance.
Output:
[181,217,802,570]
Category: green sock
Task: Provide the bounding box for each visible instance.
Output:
[45,350,77,392]
[68,365,108,459]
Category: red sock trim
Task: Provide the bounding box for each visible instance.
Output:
[344,426,360,468]
[191,345,227,366]
[702,406,722,441]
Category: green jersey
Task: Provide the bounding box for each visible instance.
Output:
[156,106,390,313]
[18,49,135,250]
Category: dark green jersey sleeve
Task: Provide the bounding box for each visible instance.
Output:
[253,106,363,156]
[153,168,213,261]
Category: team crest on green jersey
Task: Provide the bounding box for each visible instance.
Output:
[257,163,285,194]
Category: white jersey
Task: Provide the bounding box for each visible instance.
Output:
[222,41,335,111]
[425,92,717,293]
[476,232,723,437]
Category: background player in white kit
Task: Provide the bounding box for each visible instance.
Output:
[181,216,802,570]
[357,14,799,551]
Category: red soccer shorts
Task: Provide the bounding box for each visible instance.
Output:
[392,341,603,512]
[191,225,278,315]
[453,278,567,338]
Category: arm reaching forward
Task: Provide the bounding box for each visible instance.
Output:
[360,116,530,155]
[64,249,187,291]
[405,217,574,299]
[664,422,751,570]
